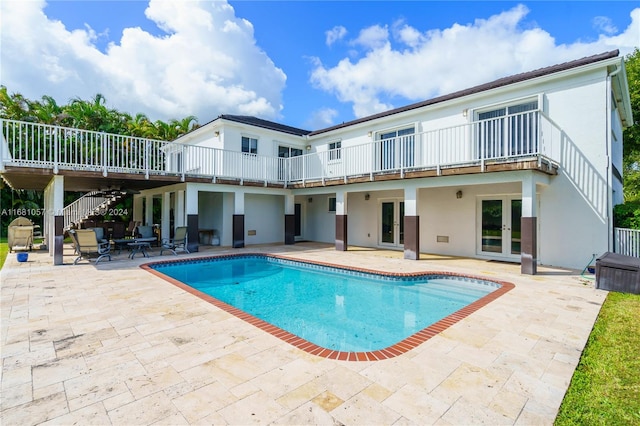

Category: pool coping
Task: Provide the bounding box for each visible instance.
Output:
[141,253,515,361]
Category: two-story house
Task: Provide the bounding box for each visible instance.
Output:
[0,50,632,273]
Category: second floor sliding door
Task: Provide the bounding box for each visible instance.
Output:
[477,101,539,159]
[278,145,303,181]
[377,126,415,171]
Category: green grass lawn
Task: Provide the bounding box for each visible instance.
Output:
[0,237,7,270]
[0,238,636,422]
[555,291,640,425]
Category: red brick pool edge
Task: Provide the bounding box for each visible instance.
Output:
[141,253,515,361]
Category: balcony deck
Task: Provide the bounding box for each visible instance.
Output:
[1,114,560,192]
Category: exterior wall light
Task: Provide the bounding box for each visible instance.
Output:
[214,131,220,137]
[308,197,313,203]
[456,190,463,199]
[306,145,311,150]
[364,193,370,200]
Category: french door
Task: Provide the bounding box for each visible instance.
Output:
[380,199,404,247]
[477,197,522,260]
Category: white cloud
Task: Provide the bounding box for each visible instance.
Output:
[593,16,618,35]
[0,0,286,122]
[311,5,640,119]
[326,26,347,47]
[305,107,338,129]
[352,24,389,50]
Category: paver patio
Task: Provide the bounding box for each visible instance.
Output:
[1,243,605,425]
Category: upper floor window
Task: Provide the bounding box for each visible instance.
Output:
[242,136,258,154]
[328,141,341,161]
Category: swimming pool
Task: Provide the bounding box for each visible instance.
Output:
[145,254,514,360]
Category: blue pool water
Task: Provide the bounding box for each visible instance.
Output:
[151,255,499,352]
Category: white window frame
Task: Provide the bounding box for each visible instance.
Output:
[241,135,258,154]
[328,141,342,162]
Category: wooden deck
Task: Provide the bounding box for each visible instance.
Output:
[1,158,557,192]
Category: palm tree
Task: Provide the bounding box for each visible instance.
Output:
[175,115,198,136]
[0,86,30,120]
[128,113,156,138]
[29,95,67,125]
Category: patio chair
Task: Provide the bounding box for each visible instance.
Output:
[69,229,112,265]
[125,221,141,238]
[87,227,108,243]
[160,226,190,255]
[136,225,158,246]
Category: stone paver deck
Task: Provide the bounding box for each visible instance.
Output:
[1,243,605,425]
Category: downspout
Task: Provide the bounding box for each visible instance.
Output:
[606,63,622,253]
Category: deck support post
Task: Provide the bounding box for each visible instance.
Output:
[335,191,348,251]
[233,191,245,248]
[284,195,295,245]
[44,175,64,265]
[161,191,171,241]
[185,185,199,252]
[404,186,420,260]
[521,173,538,275]
[144,195,153,227]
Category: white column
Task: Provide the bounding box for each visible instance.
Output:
[522,173,537,217]
[404,186,418,216]
[521,173,538,275]
[335,190,348,251]
[161,191,171,240]
[176,190,185,227]
[234,190,245,214]
[284,194,295,215]
[335,190,347,215]
[185,184,199,252]
[403,185,420,260]
[186,185,198,216]
[132,196,143,223]
[44,175,64,265]
[145,194,153,226]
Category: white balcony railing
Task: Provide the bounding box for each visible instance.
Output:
[614,227,640,258]
[0,111,561,186]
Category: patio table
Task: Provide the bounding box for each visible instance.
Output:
[112,238,134,255]
[128,241,151,259]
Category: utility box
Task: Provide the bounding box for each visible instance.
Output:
[595,252,640,294]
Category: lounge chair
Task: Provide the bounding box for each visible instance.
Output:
[160,227,190,255]
[9,225,34,253]
[8,217,34,253]
[69,229,112,265]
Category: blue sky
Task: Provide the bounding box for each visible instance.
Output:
[1,1,638,130]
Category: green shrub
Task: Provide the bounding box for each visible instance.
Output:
[613,201,640,229]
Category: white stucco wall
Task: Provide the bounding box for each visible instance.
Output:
[197,192,224,245]
[299,194,335,243]
[245,194,284,245]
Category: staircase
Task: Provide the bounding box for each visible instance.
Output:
[63,191,124,230]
